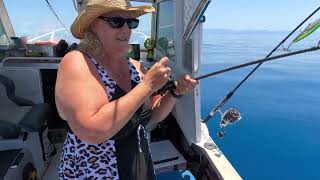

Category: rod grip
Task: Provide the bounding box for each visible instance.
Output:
[155,76,176,95]
[202,107,218,123]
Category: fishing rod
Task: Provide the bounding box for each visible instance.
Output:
[200,6,320,139]
[202,5,320,127]
[156,5,320,138]
[157,45,320,95]
[194,46,320,81]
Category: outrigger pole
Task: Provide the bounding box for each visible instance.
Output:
[202,5,320,124]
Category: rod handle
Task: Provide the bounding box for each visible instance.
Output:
[155,76,176,95]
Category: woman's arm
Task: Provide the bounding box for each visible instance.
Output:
[55,52,170,143]
[149,75,198,123]
[149,92,176,123]
[131,60,198,123]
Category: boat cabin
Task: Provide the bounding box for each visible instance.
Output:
[0,0,241,179]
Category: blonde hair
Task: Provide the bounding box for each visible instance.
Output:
[77,30,104,58]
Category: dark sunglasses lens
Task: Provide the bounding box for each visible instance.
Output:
[108,17,125,28]
[127,19,139,29]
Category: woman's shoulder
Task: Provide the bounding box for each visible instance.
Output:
[59,51,91,72]
[61,51,85,65]
[57,51,100,84]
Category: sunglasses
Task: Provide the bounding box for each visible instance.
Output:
[98,16,139,29]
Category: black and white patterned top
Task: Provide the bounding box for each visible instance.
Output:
[59,54,155,180]
[91,57,141,100]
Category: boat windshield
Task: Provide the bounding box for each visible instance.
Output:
[0,18,9,45]
[156,0,175,60]
[2,0,152,46]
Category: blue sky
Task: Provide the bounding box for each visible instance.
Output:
[3,0,320,37]
[4,0,78,36]
[4,0,152,38]
[203,0,320,31]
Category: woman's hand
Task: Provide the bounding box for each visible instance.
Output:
[142,57,171,92]
[173,75,199,95]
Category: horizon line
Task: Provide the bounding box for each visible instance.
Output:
[203,28,292,32]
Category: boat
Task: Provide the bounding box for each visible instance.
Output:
[0,0,241,179]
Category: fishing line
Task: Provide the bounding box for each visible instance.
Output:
[44,0,68,29]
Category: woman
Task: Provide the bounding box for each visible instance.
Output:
[55,0,198,179]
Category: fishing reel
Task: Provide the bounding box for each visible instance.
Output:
[156,78,242,139]
[156,79,242,139]
[216,107,242,139]
[155,76,176,95]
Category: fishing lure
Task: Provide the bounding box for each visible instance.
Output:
[292,18,320,43]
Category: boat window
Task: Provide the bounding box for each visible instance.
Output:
[0,19,9,45]
[129,2,153,47]
[156,0,175,61]
[3,1,152,46]
[4,0,78,44]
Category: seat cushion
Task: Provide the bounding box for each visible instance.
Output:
[0,149,21,180]
[19,103,53,132]
[0,103,52,138]
[0,120,21,139]
[0,104,32,125]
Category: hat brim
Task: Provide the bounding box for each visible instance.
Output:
[71,5,155,39]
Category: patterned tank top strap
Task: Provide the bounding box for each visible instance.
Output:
[127,58,142,86]
[79,50,117,100]
[79,50,101,69]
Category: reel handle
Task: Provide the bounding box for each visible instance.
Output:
[155,76,176,95]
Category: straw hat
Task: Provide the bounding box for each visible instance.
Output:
[71,0,155,39]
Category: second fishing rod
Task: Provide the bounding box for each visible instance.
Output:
[157,5,320,124]
[157,45,320,95]
[201,5,320,124]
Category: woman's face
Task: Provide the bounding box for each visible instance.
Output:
[91,11,136,57]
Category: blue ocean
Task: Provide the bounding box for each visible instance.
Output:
[200,29,320,180]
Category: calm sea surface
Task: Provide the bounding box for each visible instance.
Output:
[200,29,320,180]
